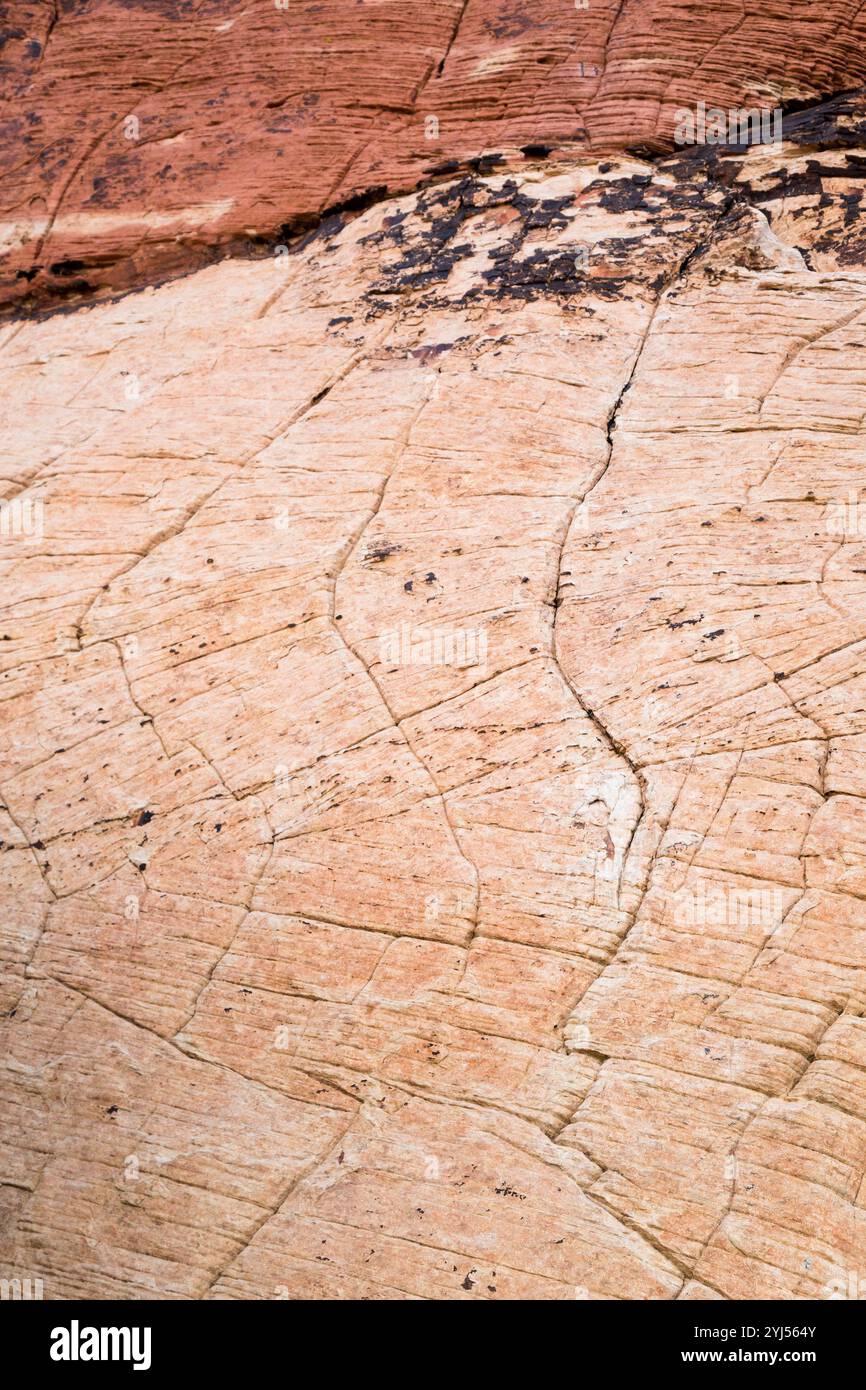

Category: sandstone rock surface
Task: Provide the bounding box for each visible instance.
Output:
[3,7,866,1305]
[6,0,866,310]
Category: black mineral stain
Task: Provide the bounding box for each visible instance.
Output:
[364,542,402,564]
[352,160,734,316]
[357,174,591,309]
[667,614,704,629]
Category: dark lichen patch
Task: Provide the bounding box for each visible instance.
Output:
[826,229,866,266]
[504,182,574,233]
[361,176,485,299]
[667,614,704,630]
[357,174,587,309]
[466,153,508,176]
[429,159,462,178]
[480,245,629,301]
[363,542,402,565]
[409,338,468,362]
[737,154,866,209]
[594,171,724,224]
[354,162,732,312]
[779,88,866,151]
[719,148,866,267]
[651,92,866,273]
[842,188,864,226]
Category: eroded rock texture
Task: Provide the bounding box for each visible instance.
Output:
[6,0,866,310]
[3,8,866,1305]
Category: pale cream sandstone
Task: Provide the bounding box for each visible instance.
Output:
[2,146,866,1300]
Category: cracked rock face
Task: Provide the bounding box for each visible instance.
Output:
[4,33,866,1305]
[7,0,866,312]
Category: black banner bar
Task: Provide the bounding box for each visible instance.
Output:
[5,1296,861,1376]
